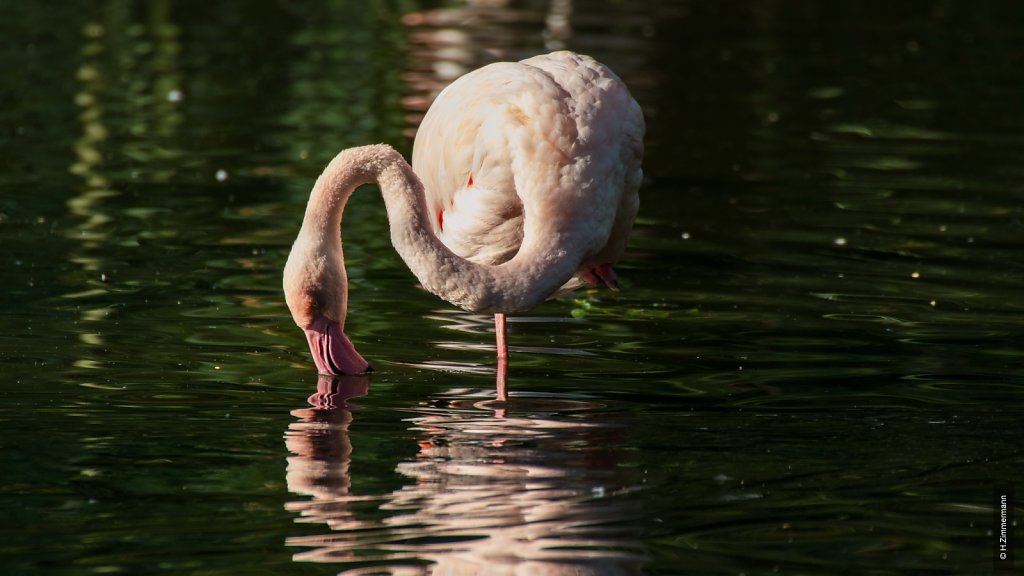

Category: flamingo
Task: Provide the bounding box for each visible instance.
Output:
[283,51,644,400]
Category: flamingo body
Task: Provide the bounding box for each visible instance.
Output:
[284,51,644,380]
[414,51,643,286]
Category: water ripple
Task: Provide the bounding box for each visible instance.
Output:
[284,389,647,573]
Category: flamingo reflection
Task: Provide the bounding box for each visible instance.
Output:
[285,378,647,574]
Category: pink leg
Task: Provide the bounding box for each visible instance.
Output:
[496,356,508,404]
[495,313,508,360]
[495,313,508,402]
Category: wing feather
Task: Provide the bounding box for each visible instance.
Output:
[411,51,644,286]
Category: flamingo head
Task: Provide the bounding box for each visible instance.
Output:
[284,254,371,376]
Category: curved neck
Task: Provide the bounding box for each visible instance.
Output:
[285,144,577,330]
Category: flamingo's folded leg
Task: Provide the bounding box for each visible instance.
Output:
[581,264,620,291]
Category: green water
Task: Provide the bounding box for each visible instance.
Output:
[2,1,1021,574]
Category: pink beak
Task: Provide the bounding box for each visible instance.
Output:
[304,315,371,375]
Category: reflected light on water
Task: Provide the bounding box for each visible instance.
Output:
[65,6,186,375]
[285,378,647,574]
[400,0,650,139]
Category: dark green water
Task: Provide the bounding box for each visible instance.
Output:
[2,1,1022,574]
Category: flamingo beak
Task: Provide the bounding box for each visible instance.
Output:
[303,315,371,375]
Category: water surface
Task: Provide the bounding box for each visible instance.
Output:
[1,1,1021,574]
